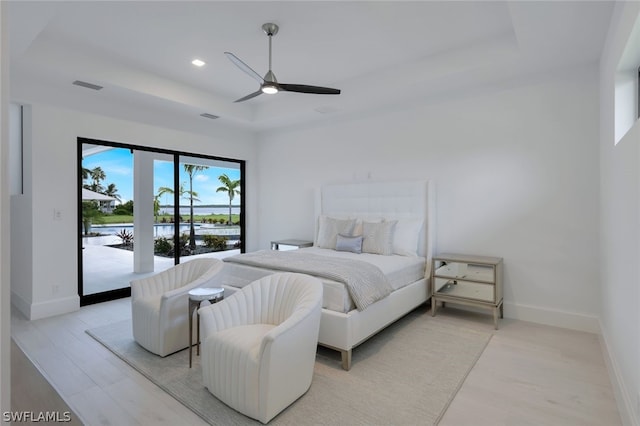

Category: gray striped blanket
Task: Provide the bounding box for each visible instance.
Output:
[223,250,392,311]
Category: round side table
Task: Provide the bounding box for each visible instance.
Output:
[188,287,224,368]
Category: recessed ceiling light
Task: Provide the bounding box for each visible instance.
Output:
[192,59,205,67]
[314,106,339,114]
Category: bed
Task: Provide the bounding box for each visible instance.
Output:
[218,179,435,370]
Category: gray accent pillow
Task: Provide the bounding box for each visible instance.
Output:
[362,220,397,255]
[335,234,363,254]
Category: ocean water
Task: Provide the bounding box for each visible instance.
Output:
[160,206,241,216]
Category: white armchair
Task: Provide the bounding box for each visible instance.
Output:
[199,272,323,424]
[131,258,224,357]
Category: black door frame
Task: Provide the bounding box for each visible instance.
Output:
[77,137,245,306]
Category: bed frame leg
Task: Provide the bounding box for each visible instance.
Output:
[341,349,352,371]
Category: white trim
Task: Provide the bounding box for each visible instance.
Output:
[10,290,30,319]
[503,301,599,333]
[598,319,640,426]
[12,291,80,320]
[439,300,599,333]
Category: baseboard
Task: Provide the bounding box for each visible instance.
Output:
[503,301,599,333]
[598,319,640,426]
[435,300,599,333]
[11,291,80,320]
[10,291,31,320]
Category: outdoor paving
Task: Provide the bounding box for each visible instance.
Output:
[82,241,239,295]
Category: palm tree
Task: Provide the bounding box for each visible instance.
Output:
[104,183,121,203]
[157,183,197,213]
[153,194,161,222]
[156,185,176,202]
[90,167,106,193]
[156,186,175,223]
[216,174,241,225]
[81,201,104,235]
[81,167,92,186]
[155,183,199,241]
[183,164,209,250]
[101,183,121,214]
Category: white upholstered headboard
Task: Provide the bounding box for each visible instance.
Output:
[315,180,435,267]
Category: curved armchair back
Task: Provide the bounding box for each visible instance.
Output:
[131,258,223,300]
[199,273,323,424]
[199,272,322,335]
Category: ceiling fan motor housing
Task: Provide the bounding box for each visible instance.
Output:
[263,70,278,84]
[262,23,279,36]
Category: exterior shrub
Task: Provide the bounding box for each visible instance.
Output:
[154,237,172,255]
[203,234,227,250]
[115,229,134,246]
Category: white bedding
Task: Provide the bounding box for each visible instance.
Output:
[300,247,426,312]
[299,247,425,290]
[219,247,426,313]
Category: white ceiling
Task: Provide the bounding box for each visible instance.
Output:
[8,1,614,134]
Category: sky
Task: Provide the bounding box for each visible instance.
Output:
[82,147,241,205]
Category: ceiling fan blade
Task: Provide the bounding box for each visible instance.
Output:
[234,90,263,103]
[279,83,341,95]
[224,52,264,84]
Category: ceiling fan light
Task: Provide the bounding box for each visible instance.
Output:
[261,84,278,94]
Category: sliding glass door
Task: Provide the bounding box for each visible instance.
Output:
[78,138,244,305]
[177,155,242,257]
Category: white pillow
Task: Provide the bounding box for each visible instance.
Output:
[362,220,397,255]
[316,216,356,249]
[393,218,424,257]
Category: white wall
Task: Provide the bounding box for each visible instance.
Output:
[11,103,259,320]
[0,0,11,417]
[599,3,640,425]
[258,65,601,332]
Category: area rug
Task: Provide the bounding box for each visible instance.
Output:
[86,308,491,425]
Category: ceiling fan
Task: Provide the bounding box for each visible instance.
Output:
[225,23,341,103]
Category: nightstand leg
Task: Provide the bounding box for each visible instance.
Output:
[196,308,200,355]
[188,299,198,368]
[493,307,499,330]
[431,297,437,317]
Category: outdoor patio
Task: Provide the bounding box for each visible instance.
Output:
[82,234,239,295]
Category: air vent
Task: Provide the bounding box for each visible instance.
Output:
[314,106,339,114]
[200,113,219,120]
[72,80,103,91]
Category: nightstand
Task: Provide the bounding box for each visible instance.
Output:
[431,253,503,329]
[270,239,313,250]
[188,287,224,367]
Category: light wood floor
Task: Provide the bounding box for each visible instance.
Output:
[11,299,621,425]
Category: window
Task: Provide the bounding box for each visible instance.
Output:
[614,12,640,145]
[78,138,245,305]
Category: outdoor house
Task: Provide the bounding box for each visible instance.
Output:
[0,2,639,425]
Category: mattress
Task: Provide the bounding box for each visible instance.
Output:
[218,247,426,313]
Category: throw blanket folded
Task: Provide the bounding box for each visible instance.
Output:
[224,250,393,311]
